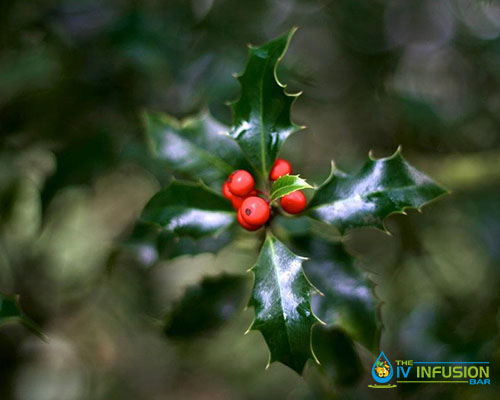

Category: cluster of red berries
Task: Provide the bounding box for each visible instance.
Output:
[222,159,307,231]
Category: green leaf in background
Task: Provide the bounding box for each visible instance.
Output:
[141,181,235,239]
[301,238,379,353]
[143,111,250,189]
[270,174,312,201]
[307,148,448,233]
[230,28,303,178]
[0,293,45,339]
[165,274,249,338]
[124,221,233,266]
[156,231,233,261]
[248,233,319,374]
[312,325,364,386]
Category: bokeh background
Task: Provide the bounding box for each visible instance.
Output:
[1,0,500,399]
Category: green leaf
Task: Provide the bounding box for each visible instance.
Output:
[307,148,448,233]
[301,238,380,353]
[165,274,249,338]
[230,29,303,178]
[248,233,319,374]
[143,111,250,189]
[275,217,379,353]
[141,181,235,239]
[0,293,45,339]
[270,174,312,201]
[312,325,364,386]
[124,221,233,266]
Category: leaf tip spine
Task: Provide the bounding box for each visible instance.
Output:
[368,149,376,161]
[382,225,393,236]
[244,323,253,335]
[289,26,299,38]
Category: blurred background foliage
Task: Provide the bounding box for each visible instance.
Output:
[1,0,500,399]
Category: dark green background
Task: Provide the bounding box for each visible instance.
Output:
[1,0,499,399]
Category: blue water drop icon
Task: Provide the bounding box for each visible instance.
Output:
[371,351,393,384]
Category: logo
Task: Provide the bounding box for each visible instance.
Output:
[368,351,397,388]
[368,351,491,389]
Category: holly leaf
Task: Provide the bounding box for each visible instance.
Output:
[124,221,233,266]
[312,325,364,386]
[0,293,45,339]
[165,274,249,338]
[270,174,312,201]
[143,111,250,189]
[277,217,380,353]
[230,28,303,178]
[307,148,448,233]
[248,233,319,374]
[301,238,380,353]
[141,181,235,239]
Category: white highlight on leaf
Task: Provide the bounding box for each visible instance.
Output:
[314,195,376,224]
[167,210,233,233]
[161,131,192,163]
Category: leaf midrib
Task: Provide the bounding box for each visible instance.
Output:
[257,44,283,178]
[271,185,303,200]
[258,52,272,178]
[271,179,311,200]
[267,236,295,361]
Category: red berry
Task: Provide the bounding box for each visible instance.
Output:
[231,195,245,210]
[237,207,261,231]
[241,196,270,226]
[280,190,306,214]
[222,182,234,200]
[228,170,254,196]
[269,158,292,181]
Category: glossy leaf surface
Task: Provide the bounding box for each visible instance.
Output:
[144,111,249,189]
[270,174,312,201]
[307,148,447,233]
[165,274,249,338]
[301,238,379,352]
[230,29,303,178]
[141,181,235,239]
[278,217,379,353]
[248,233,318,374]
